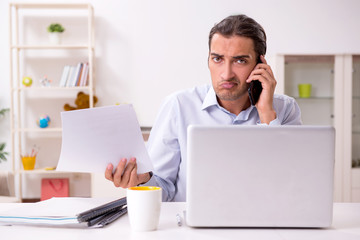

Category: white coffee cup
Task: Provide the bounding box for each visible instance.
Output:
[127,186,162,231]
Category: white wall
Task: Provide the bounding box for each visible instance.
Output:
[2,0,360,126]
[1,0,360,170]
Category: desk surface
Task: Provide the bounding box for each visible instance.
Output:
[1,202,360,240]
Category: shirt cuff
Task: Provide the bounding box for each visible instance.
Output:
[141,173,158,187]
[257,117,281,126]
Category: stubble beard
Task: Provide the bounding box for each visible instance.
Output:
[215,79,248,102]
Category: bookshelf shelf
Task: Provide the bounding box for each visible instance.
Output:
[10,3,92,9]
[294,96,334,100]
[13,86,91,91]
[16,169,69,174]
[11,45,93,50]
[15,128,63,133]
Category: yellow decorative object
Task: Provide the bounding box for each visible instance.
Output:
[22,76,33,87]
[22,156,36,170]
[298,84,312,98]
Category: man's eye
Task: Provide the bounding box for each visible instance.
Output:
[236,59,246,64]
[213,57,222,63]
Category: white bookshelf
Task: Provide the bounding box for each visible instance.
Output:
[9,3,95,200]
[276,54,360,202]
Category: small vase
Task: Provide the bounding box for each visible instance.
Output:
[48,32,62,45]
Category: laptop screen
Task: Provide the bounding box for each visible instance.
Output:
[186,125,335,228]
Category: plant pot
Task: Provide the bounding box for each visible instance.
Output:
[48,32,62,45]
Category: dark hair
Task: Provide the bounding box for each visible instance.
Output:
[208,15,267,58]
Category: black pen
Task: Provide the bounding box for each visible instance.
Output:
[86,208,118,227]
[78,197,127,223]
[96,207,128,227]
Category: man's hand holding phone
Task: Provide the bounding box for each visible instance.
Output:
[246,55,277,124]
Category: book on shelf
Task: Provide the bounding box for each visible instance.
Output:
[0,197,127,228]
[79,62,89,86]
[59,65,70,87]
[59,62,89,87]
[66,66,76,87]
[76,63,84,87]
[72,62,83,87]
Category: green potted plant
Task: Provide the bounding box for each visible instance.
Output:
[47,23,65,45]
[0,143,8,163]
[0,108,9,163]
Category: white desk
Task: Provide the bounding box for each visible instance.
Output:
[1,202,360,240]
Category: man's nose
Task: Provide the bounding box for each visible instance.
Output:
[220,62,235,80]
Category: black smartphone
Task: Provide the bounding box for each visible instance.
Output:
[247,57,263,106]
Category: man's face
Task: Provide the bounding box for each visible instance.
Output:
[208,33,258,105]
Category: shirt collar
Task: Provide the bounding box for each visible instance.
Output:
[201,86,257,120]
[202,86,219,110]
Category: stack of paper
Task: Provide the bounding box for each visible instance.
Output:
[0,197,127,228]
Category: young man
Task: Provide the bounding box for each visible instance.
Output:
[105,14,302,201]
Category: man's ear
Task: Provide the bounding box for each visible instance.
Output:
[207,53,210,68]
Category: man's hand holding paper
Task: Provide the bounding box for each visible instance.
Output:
[105,157,151,188]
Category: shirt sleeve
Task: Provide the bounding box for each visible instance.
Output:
[279,97,302,125]
[257,96,302,126]
[143,95,181,202]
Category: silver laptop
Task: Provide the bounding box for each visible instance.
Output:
[186,125,335,228]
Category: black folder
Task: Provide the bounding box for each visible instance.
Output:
[77,197,127,225]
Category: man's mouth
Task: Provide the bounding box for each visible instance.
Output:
[220,81,238,89]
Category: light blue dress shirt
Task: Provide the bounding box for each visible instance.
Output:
[145,84,302,202]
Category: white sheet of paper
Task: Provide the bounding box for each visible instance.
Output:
[56,105,153,174]
[0,197,118,226]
